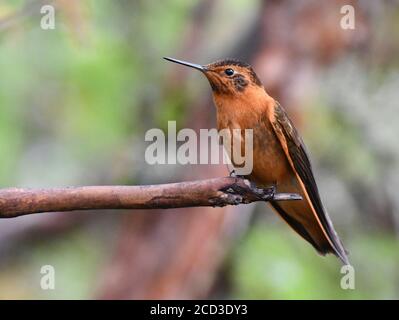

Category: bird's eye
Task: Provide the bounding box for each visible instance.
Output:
[224,68,234,76]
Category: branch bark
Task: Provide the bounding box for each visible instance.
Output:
[0,177,301,218]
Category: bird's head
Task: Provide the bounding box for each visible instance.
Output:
[164,57,264,97]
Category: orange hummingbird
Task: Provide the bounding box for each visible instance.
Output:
[164,57,349,264]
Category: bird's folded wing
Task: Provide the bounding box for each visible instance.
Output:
[270,101,349,264]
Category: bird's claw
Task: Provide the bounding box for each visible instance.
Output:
[247,182,277,201]
[265,184,277,199]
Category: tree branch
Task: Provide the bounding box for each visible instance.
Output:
[0,177,301,218]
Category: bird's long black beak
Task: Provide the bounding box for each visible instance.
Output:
[163,57,206,72]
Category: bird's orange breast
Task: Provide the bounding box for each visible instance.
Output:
[214,92,292,186]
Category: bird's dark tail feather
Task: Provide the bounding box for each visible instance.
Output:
[269,201,350,265]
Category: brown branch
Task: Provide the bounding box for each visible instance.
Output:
[0,177,301,218]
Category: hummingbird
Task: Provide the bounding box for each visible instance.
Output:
[164,57,349,265]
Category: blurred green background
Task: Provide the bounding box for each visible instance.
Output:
[0,0,398,299]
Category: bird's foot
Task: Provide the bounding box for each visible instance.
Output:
[265,184,277,199]
[247,182,277,201]
[220,180,300,205]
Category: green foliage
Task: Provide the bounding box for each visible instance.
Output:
[231,220,399,299]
